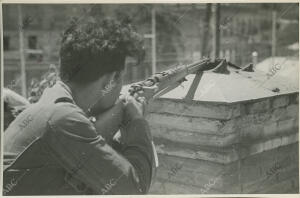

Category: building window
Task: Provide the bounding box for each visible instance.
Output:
[4,36,10,51]
[28,35,37,49]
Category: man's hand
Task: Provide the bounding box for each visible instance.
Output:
[94,100,124,141]
[94,93,148,144]
[120,93,147,125]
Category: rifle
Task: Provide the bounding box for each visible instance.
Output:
[92,58,227,141]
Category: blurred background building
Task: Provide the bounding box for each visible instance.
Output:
[3,3,299,96]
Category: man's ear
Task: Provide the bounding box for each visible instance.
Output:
[101,72,118,90]
[100,70,123,90]
[100,72,113,87]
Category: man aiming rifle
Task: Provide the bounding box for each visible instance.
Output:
[4,17,156,195]
[3,11,227,195]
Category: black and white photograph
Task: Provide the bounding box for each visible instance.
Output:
[1,1,299,196]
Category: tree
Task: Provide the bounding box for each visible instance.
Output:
[86,4,184,61]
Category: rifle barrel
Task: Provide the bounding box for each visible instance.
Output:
[129,58,211,99]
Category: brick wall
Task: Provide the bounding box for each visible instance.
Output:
[147,92,299,194]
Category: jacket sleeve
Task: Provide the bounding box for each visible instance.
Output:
[42,103,154,195]
[119,117,154,193]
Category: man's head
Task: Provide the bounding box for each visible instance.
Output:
[59,17,144,113]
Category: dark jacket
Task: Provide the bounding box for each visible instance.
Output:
[3,81,156,195]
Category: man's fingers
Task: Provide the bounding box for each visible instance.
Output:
[133,92,143,100]
[119,94,127,103]
[133,93,138,99]
[136,96,147,104]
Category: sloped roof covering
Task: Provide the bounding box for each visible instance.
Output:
[122,57,298,103]
[255,56,299,87]
[287,43,299,51]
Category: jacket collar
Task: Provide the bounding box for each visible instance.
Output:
[39,81,74,104]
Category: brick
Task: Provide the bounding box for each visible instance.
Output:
[246,133,298,156]
[154,140,235,164]
[248,141,265,154]
[218,119,236,134]
[272,138,282,148]
[230,103,244,117]
[155,166,224,189]
[281,133,298,145]
[271,107,288,121]
[150,125,238,147]
[157,154,224,176]
[272,95,289,108]
[241,143,298,172]
[148,99,238,120]
[262,120,297,139]
[245,99,271,114]
[288,93,299,104]
[263,140,274,152]
[161,180,223,194]
[238,103,247,116]
[240,124,264,140]
[238,112,272,126]
[146,113,224,133]
[261,176,299,193]
[277,118,295,133]
[263,122,278,137]
[154,142,197,160]
[286,104,299,118]
[240,163,262,184]
[293,118,299,128]
[242,143,298,169]
[243,166,298,193]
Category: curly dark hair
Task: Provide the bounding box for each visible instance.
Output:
[59,16,144,83]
